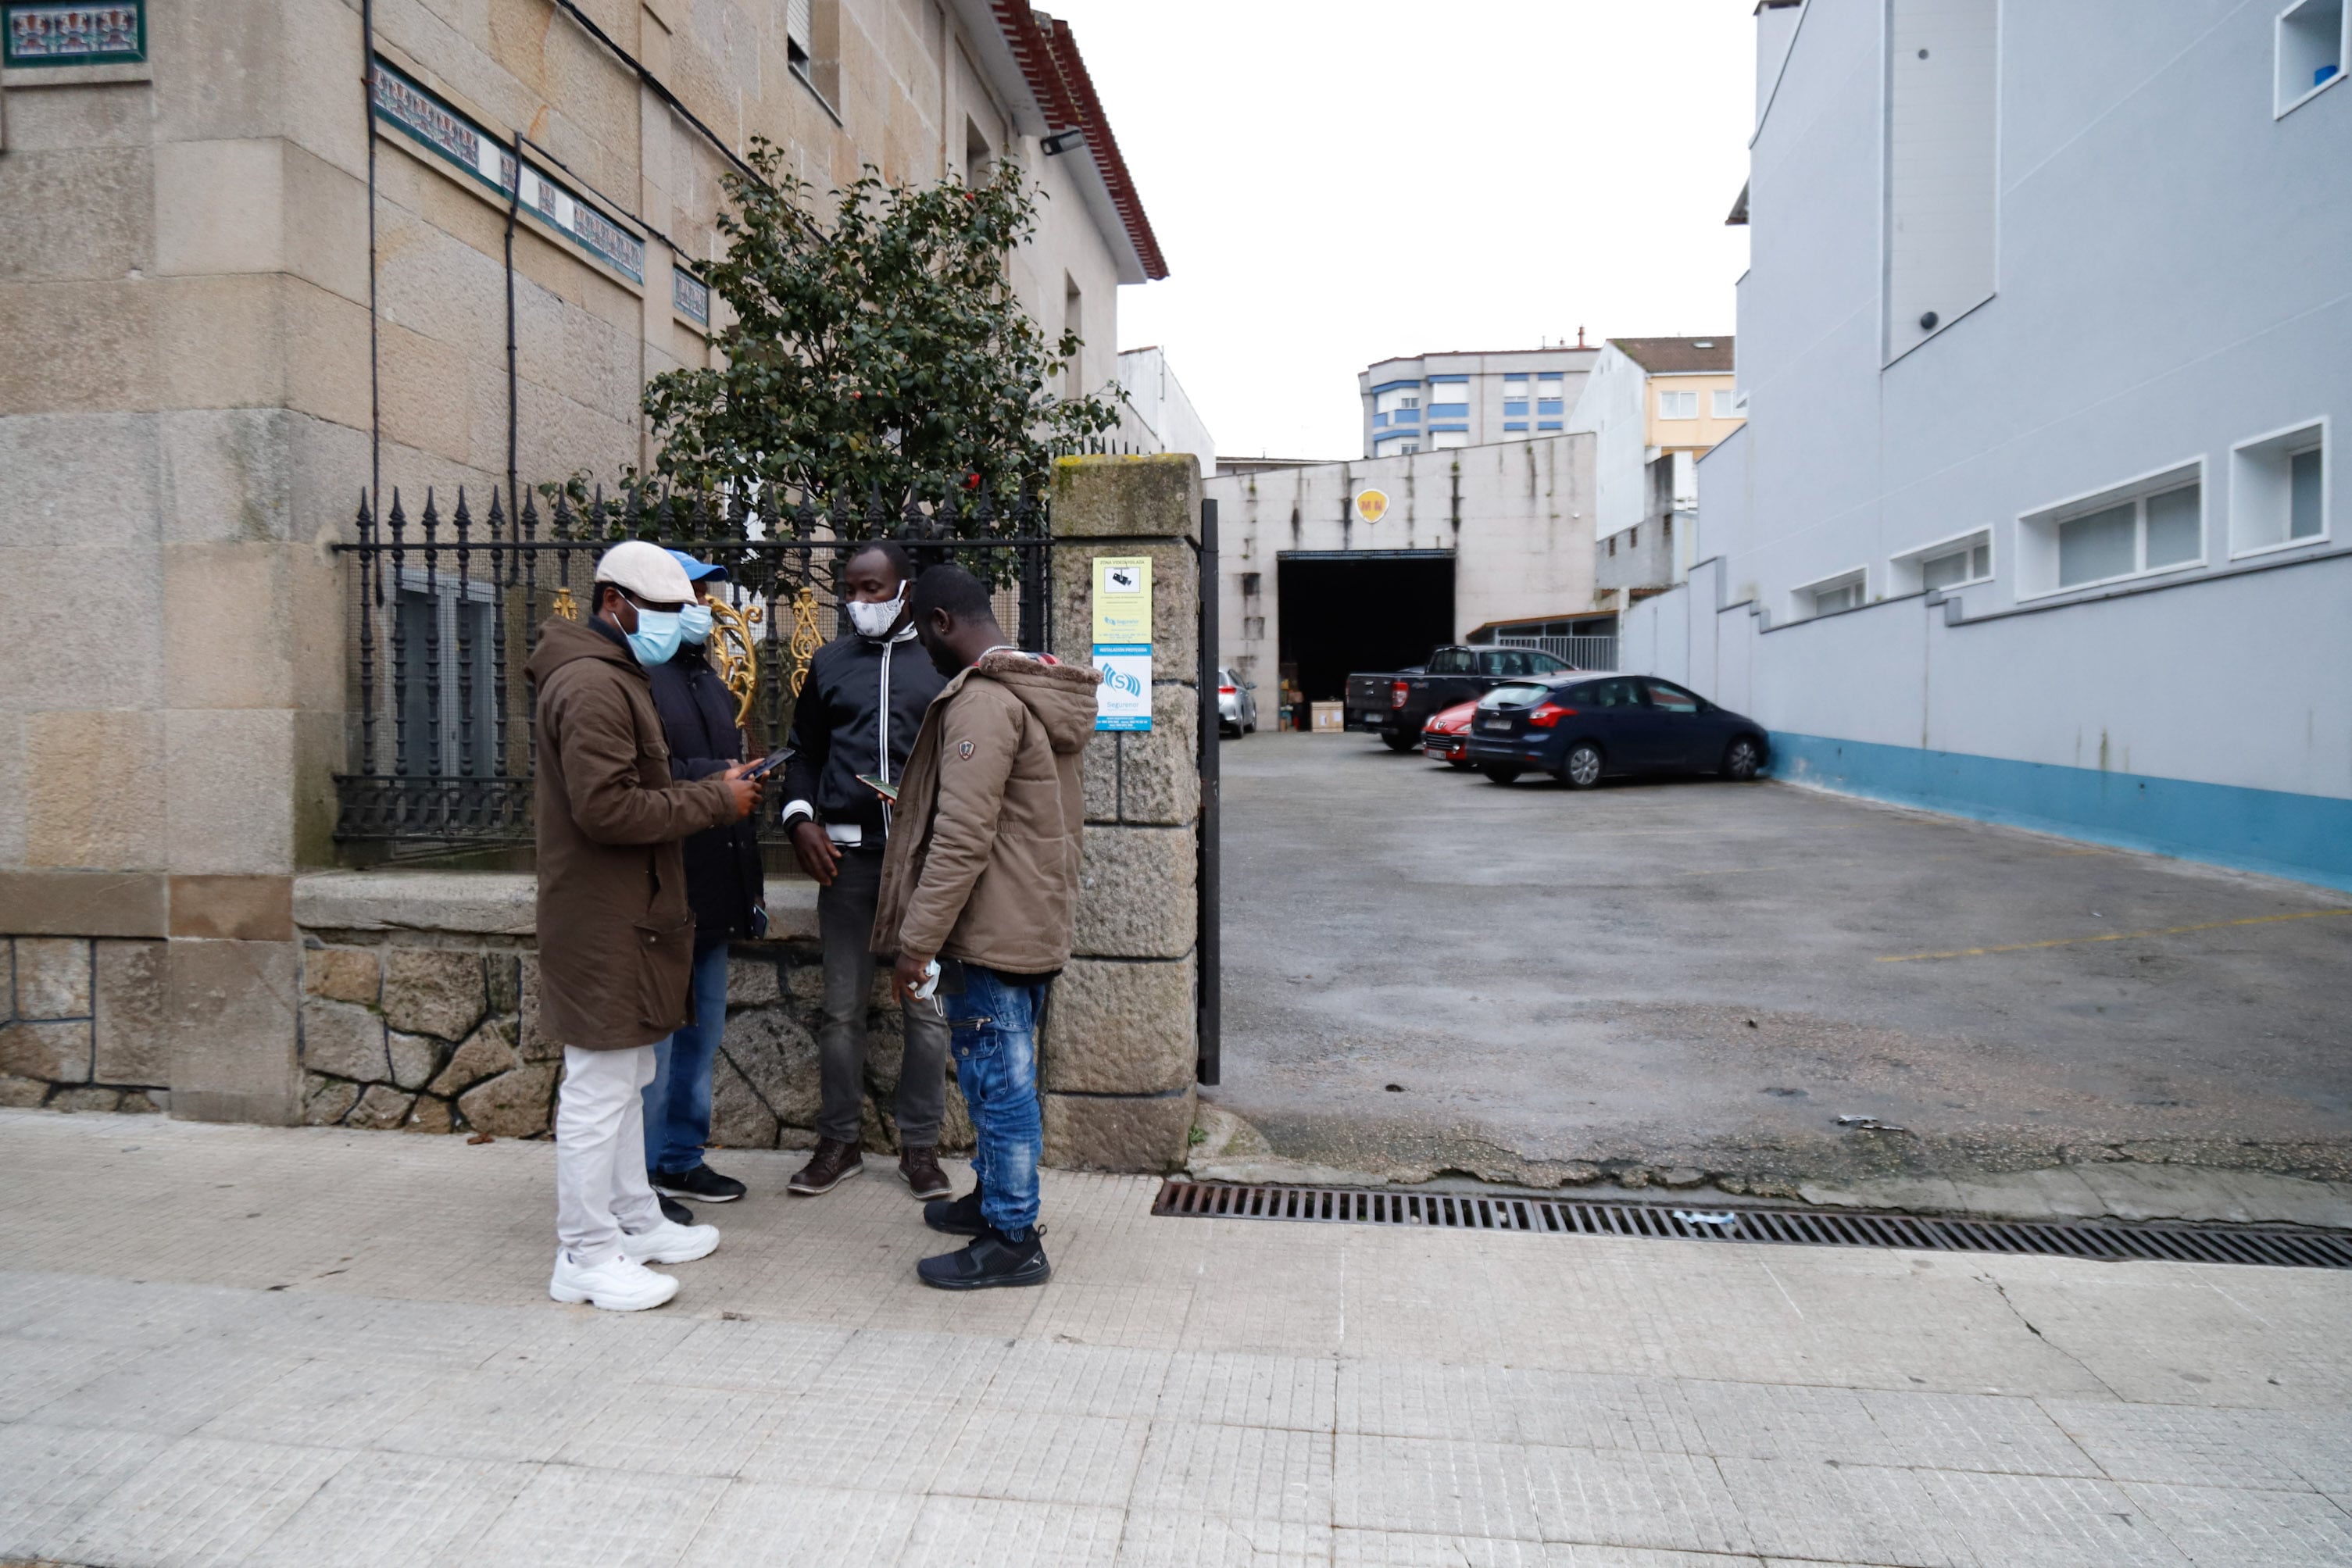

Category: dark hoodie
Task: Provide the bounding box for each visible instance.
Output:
[645,647,764,945]
[870,650,1101,976]
[525,615,737,1050]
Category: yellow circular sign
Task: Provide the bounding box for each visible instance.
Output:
[1354,488,1389,524]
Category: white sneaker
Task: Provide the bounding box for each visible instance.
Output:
[619,1218,720,1265]
[549,1250,680,1311]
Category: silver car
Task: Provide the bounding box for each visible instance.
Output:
[1216,666,1260,737]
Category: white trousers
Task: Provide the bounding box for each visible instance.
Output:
[555,1044,666,1266]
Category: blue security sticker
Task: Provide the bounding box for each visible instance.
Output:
[1093,643,1152,732]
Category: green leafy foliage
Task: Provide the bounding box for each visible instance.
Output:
[642,141,1123,538]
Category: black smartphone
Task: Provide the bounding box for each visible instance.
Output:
[742,748,792,780]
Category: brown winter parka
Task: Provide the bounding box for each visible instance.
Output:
[870,651,1100,976]
[527,615,739,1050]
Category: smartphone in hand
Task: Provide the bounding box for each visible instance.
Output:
[742,749,792,780]
[856,772,900,803]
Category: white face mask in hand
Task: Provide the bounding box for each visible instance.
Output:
[847,583,906,639]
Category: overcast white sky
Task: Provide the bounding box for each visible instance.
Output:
[1044,1,1759,460]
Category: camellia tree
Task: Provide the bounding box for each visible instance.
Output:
[642,139,1123,538]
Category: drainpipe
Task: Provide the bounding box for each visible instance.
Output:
[506,131,521,521]
[362,0,381,510]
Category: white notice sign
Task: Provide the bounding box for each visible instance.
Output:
[1094,644,1152,732]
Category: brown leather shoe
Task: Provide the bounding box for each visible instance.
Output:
[899,1145,952,1200]
[788,1138,864,1195]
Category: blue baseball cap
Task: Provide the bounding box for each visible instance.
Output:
[666,549,728,583]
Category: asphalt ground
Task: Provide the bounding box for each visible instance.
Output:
[1212,730,2352,1193]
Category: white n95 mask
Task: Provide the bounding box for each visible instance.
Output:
[847,584,906,639]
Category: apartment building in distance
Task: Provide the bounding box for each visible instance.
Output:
[1567,337,1743,609]
[1360,343,1600,458]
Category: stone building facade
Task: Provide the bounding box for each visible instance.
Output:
[0,2,1171,1132]
[3,456,1214,1173]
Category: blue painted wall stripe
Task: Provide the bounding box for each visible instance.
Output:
[1766,732,2352,894]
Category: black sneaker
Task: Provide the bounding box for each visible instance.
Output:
[917,1226,1049,1291]
[659,1195,695,1227]
[924,1186,987,1237]
[652,1164,747,1204]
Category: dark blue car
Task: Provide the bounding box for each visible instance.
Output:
[1460,673,1768,789]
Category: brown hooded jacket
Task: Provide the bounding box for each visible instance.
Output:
[870,650,1100,976]
[526,614,738,1049]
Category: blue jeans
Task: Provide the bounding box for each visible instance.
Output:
[643,941,730,1177]
[945,964,1049,1239]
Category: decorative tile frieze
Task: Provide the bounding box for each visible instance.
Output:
[2,2,144,66]
[370,56,646,285]
[673,266,711,328]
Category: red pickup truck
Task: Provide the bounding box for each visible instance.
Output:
[1344,645,1582,752]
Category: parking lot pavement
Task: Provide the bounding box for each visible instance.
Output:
[1214,732,2352,1195]
[6,1109,2352,1568]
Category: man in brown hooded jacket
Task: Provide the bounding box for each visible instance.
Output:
[527,541,764,1312]
[873,565,1099,1290]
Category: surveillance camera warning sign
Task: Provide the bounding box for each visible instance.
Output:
[1092,556,1153,731]
[1091,556,1151,644]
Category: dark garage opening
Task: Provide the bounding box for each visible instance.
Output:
[1278,551,1456,705]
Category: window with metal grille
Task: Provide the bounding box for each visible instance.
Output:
[393,572,502,780]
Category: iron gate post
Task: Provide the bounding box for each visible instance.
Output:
[1197,498,1221,1086]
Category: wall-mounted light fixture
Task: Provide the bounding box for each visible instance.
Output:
[1041,127,1087,156]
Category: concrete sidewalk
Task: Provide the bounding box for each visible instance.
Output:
[2,1109,2349,1566]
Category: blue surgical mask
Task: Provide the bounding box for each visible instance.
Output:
[678,602,714,646]
[626,608,685,666]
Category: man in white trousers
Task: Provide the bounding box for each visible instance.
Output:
[524,541,767,1310]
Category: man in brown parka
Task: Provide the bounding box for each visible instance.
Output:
[527,541,764,1312]
[872,565,1100,1291]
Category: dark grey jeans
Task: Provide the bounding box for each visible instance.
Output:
[817,847,950,1148]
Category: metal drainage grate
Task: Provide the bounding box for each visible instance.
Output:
[1152,1180,2352,1270]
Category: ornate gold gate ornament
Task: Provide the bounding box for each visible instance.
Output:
[706,594,763,729]
[550,586,580,620]
[788,585,821,696]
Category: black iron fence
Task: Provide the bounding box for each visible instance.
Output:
[334,483,1053,852]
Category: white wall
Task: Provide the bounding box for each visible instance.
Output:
[1732,0,2349,627]
[1672,0,2352,812]
[1204,435,1596,683]
[1883,0,2000,363]
[1564,345,1650,541]
[1117,348,1216,477]
[1629,548,2352,804]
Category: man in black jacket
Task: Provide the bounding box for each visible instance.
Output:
[637,551,766,1209]
[778,541,953,1201]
